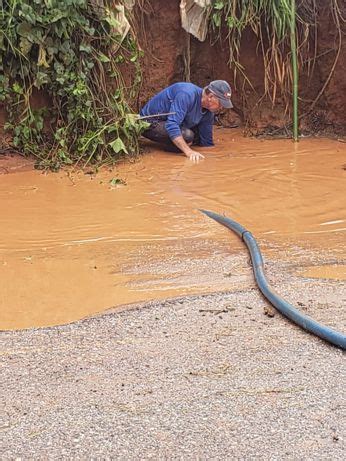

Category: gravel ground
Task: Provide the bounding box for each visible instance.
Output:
[1,265,345,460]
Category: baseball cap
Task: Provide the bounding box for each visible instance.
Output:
[207,80,233,109]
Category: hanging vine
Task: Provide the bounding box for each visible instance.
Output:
[0,0,148,170]
[210,0,318,107]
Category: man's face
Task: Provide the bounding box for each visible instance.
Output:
[206,92,222,112]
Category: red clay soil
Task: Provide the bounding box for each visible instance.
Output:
[136,0,346,134]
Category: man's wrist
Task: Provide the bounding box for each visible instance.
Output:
[184,147,194,157]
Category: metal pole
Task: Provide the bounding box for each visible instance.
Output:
[290,0,299,141]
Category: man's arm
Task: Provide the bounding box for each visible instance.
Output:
[172,136,205,163]
[164,92,204,162]
[197,112,214,146]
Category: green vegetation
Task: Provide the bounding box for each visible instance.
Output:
[210,0,313,104]
[0,0,148,170]
[289,0,298,141]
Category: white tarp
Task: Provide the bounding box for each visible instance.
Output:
[91,1,132,47]
[180,0,212,42]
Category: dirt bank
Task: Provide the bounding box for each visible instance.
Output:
[136,0,346,134]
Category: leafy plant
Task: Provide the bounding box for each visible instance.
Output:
[210,0,317,106]
[109,177,126,186]
[0,0,148,170]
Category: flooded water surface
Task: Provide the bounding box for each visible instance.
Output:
[1,130,345,329]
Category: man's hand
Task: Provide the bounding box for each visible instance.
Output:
[185,150,205,163]
[172,135,205,163]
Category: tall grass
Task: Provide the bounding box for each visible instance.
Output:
[212,1,318,105]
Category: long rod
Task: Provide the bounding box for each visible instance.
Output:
[137,112,176,120]
[290,0,299,141]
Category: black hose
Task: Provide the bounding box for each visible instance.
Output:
[200,209,346,350]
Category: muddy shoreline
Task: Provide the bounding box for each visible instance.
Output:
[2,222,346,457]
[2,266,345,458]
[1,131,345,457]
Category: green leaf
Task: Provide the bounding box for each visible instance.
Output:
[109,137,128,154]
[4,122,13,131]
[214,1,224,10]
[98,52,110,63]
[125,113,138,124]
[109,177,126,186]
[17,22,33,38]
[19,37,32,55]
[84,26,95,35]
[104,11,121,29]
[79,43,92,53]
[47,10,68,23]
[12,83,23,94]
[33,113,44,131]
[212,12,222,27]
[35,71,49,88]
[107,125,118,133]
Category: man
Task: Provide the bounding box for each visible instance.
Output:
[140,80,233,162]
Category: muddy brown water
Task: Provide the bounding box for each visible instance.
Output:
[1,129,345,330]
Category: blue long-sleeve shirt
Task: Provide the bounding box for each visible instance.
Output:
[140,82,214,146]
